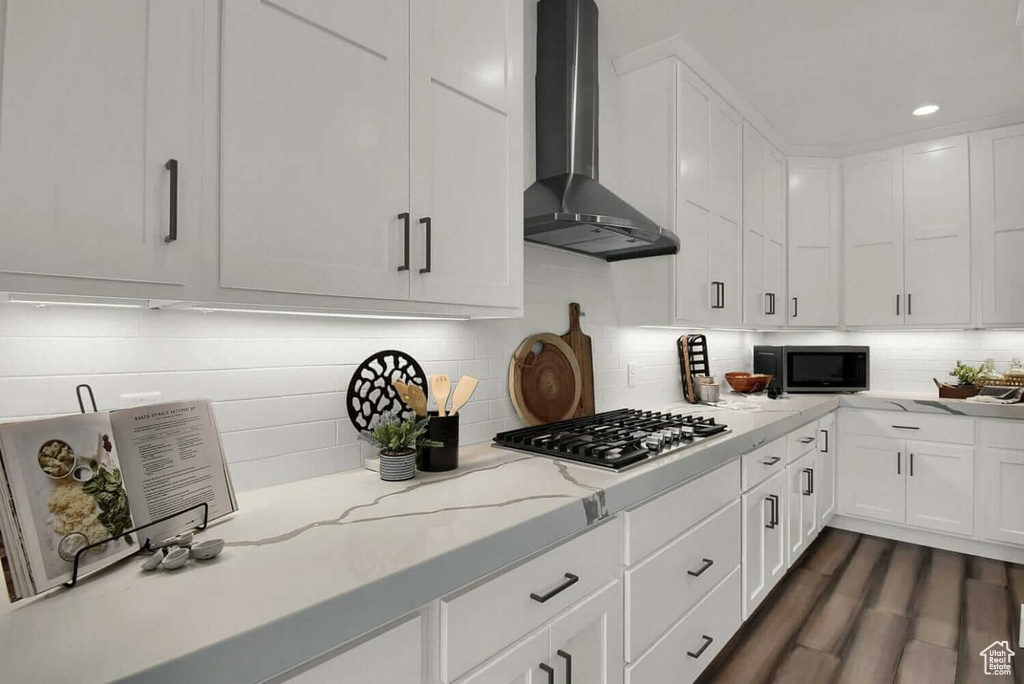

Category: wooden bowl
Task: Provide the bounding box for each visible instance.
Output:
[725,372,774,394]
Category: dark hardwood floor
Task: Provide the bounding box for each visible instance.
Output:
[696,529,1024,684]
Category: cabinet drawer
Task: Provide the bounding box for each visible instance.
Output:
[625,568,741,684]
[788,422,819,462]
[840,409,974,445]
[625,500,740,661]
[280,615,422,683]
[979,419,1024,450]
[742,437,786,491]
[625,460,740,564]
[440,517,621,682]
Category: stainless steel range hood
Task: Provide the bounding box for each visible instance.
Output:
[524,0,679,262]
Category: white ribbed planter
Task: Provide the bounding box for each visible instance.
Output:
[378,449,416,481]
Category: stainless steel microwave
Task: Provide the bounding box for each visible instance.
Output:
[753,346,870,393]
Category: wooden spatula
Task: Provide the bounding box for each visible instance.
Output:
[392,380,428,417]
[430,374,451,417]
[449,375,479,416]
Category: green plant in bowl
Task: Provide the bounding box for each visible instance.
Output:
[361,413,442,456]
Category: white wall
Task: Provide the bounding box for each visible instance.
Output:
[768,330,1024,394]
[0,246,754,492]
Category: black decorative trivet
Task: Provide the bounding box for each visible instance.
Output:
[346,350,428,432]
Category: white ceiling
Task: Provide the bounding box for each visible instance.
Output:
[600,0,1024,150]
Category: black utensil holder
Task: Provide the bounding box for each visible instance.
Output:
[418,411,459,472]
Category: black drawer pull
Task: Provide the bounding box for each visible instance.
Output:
[688,635,714,659]
[164,159,178,243]
[892,425,920,430]
[557,650,572,684]
[688,558,714,577]
[799,436,815,444]
[539,663,554,683]
[530,573,579,603]
[762,456,781,466]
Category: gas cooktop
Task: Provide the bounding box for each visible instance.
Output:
[493,408,730,471]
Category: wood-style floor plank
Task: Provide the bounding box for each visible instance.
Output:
[701,568,830,684]
[874,543,926,616]
[969,556,1008,587]
[912,549,966,650]
[802,528,860,576]
[835,608,909,684]
[796,536,891,654]
[896,640,957,684]
[956,578,1012,684]
[770,646,840,684]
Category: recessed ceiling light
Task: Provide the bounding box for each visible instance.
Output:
[913,104,940,116]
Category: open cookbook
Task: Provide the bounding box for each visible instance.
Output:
[0,400,237,601]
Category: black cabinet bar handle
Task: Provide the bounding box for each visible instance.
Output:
[711,282,724,309]
[800,436,815,444]
[897,451,901,475]
[809,467,814,494]
[721,282,726,309]
[910,453,914,477]
[539,663,555,683]
[557,650,572,684]
[771,293,776,315]
[164,159,178,243]
[688,635,714,659]
[765,293,771,316]
[770,494,779,526]
[896,294,900,316]
[764,496,775,528]
[762,456,781,466]
[803,468,814,496]
[397,213,410,272]
[419,217,432,274]
[688,558,715,577]
[908,293,913,316]
[530,573,579,603]
[792,296,798,318]
[820,429,829,453]
[892,425,920,431]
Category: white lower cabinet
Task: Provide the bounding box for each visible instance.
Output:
[624,569,741,684]
[786,450,818,567]
[548,581,624,684]
[837,433,906,524]
[456,630,550,684]
[816,412,837,527]
[741,469,786,618]
[279,614,424,683]
[904,440,974,536]
[979,420,1024,546]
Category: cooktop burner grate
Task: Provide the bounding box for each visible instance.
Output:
[493,408,730,471]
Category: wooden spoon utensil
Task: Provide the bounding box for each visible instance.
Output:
[449,375,479,416]
[392,380,428,417]
[430,374,452,417]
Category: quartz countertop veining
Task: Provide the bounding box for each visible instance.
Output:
[0,392,1020,684]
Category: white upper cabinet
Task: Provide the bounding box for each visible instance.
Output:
[0,0,202,300]
[216,0,522,312]
[843,148,905,327]
[219,0,411,302]
[742,124,786,327]
[788,159,841,327]
[704,97,744,325]
[902,136,971,326]
[971,123,1024,326]
[409,0,523,308]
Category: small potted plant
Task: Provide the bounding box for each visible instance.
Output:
[362,413,442,481]
[934,361,981,399]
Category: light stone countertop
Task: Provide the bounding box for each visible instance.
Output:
[0,391,1019,684]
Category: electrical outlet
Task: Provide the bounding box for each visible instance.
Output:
[627,362,637,388]
[120,392,162,409]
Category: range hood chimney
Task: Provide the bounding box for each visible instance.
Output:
[524,0,679,261]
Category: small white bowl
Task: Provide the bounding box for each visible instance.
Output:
[161,547,190,570]
[190,538,225,561]
[140,553,164,572]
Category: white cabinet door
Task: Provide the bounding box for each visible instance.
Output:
[903,136,972,326]
[458,630,550,684]
[816,413,837,526]
[762,145,787,327]
[838,434,905,524]
[707,99,744,325]
[742,229,766,326]
[281,615,424,683]
[741,470,785,618]
[409,0,523,308]
[220,0,411,301]
[980,446,1024,546]
[905,441,974,536]
[0,0,201,299]
[549,581,624,684]
[741,125,784,328]
[970,123,1024,326]
[788,159,841,327]
[843,148,904,327]
[786,451,817,567]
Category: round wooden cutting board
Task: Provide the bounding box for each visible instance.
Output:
[508,333,582,426]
